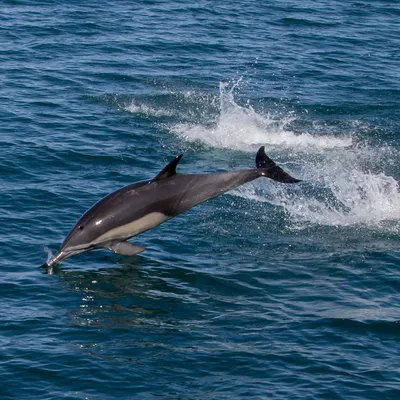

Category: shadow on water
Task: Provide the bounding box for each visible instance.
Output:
[47,253,207,333]
[38,254,205,364]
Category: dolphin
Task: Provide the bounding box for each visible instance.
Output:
[41,146,300,269]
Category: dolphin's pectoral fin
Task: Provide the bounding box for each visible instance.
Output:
[103,241,146,256]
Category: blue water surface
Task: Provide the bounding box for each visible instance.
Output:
[1,1,399,399]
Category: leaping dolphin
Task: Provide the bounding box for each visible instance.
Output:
[41,146,301,269]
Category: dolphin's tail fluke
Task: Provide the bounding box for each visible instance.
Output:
[256,146,301,183]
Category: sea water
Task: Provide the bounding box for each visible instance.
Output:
[0,1,399,399]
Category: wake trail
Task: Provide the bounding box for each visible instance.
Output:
[169,82,400,230]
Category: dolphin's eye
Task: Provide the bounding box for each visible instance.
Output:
[79,226,84,230]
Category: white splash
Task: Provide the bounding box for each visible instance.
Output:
[171,82,352,150]
[236,174,399,229]
[43,246,55,264]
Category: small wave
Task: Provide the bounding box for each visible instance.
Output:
[122,90,218,122]
[124,102,175,118]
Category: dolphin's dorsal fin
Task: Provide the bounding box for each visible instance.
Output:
[153,154,183,181]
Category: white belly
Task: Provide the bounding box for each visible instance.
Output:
[93,212,170,244]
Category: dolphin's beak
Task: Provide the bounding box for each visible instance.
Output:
[40,250,71,269]
[40,244,91,269]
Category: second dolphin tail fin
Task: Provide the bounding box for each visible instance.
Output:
[256,146,301,183]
